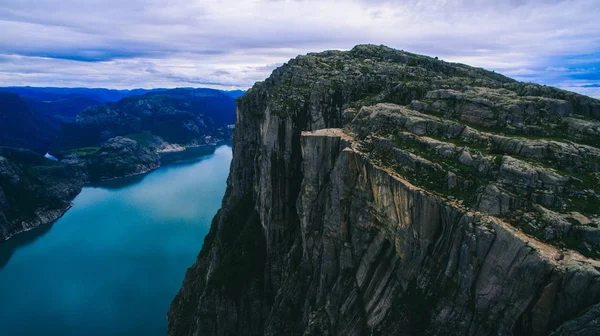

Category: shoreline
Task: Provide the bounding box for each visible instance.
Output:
[0,203,74,243]
[156,140,231,154]
[1,140,232,243]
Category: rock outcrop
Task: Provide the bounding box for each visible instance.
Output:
[0,147,85,241]
[85,137,160,181]
[168,45,600,335]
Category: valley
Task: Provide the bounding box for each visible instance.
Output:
[1,45,599,336]
[0,87,238,240]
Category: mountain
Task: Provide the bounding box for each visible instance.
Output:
[143,88,236,125]
[0,92,55,153]
[168,45,600,335]
[85,137,160,182]
[51,88,237,156]
[0,86,166,103]
[0,89,110,154]
[23,95,102,124]
[0,147,85,241]
[0,87,239,154]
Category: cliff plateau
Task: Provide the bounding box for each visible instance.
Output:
[168,45,600,335]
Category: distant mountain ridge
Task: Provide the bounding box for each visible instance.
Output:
[0,87,244,154]
[51,88,237,156]
[0,86,167,103]
[0,86,246,103]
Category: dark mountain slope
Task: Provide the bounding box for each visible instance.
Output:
[0,91,104,153]
[143,88,236,125]
[168,45,600,336]
[23,95,101,124]
[0,92,54,153]
[51,88,236,155]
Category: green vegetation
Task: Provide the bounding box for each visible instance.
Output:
[63,146,100,157]
[124,131,153,146]
[369,136,487,206]
[568,196,600,217]
[426,133,489,152]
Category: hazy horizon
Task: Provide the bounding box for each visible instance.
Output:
[0,85,246,91]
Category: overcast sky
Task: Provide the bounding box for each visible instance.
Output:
[1,0,599,97]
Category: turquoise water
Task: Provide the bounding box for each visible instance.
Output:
[0,144,232,336]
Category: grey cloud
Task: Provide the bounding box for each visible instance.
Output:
[0,0,598,97]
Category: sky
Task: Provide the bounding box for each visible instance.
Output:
[0,0,599,98]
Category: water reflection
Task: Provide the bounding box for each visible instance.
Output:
[0,222,55,270]
[160,142,230,166]
[90,173,148,190]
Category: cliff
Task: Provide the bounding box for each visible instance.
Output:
[0,147,85,241]
[168,45,600,335]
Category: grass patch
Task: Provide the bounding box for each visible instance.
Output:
[371,136,487,206]
[63,146,100,157]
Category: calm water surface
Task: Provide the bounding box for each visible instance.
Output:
[0,144,232,336]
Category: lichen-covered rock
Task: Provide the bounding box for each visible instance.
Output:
[0,147,85,241]
[168,45,600,335]
[85,137,160,181]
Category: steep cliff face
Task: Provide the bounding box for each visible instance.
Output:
[168,45,600,335]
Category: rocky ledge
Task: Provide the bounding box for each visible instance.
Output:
[0,147,85,241]
[168,45,600,335]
